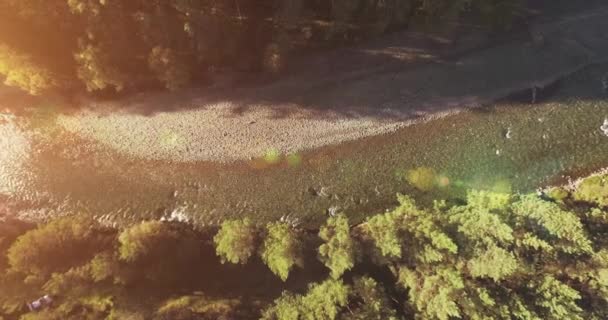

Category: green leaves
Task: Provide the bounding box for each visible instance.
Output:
[318,214,355,279]
[7,216,108,278]
[398,266,464,320]
[467,245,518,282]
[0,44,57,95]
[214,218,258,265]
[261,279,350,320]
[466,190,512,211]
[75,43,126,92]
[148,46,191,91]
[533,276,584,320]
[511,195,593,254]
[3,183,608,319]
[573,175,608,207]
[348,277,399,320]
[261,222,303,281]
[364,210,403,259]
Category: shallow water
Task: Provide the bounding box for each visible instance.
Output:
[1,64,608,227]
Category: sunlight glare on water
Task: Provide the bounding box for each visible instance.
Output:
[0,118,32,196]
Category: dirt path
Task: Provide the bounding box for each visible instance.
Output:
[56,5,608,163]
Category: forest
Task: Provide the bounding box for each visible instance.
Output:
[0,0,523,95]
[1,174,607,319]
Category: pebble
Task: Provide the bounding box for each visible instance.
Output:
[600,119,608,136]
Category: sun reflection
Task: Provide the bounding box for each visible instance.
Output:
[0,116,31,196]
[159,129,183,148]
[286,153,302,167]
[405,167,437,191]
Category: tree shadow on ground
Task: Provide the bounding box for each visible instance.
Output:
[3,0,608,124]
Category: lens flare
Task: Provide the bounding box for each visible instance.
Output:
[264,148,281,164]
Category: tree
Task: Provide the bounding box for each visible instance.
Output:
[0,218,32,272]
[74,43,128,92]
[318,214,355,279]
[148,46,191,91]
[214,218,258,264]
[155,295,241,320]
[346,276,399,320]
[260,222,303,281]
[0,44,58,95]
[7,216,111,278]
[363,209,403,259]
[0,0,524,96]
[117,221,199,282]
[261,279,350,320]
[573,175,608,207]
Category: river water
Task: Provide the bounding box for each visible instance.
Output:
[1,64,608,228]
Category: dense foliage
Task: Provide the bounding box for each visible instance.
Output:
[2,173,608,319]
[0,0,524,95]
[318,214,355,279]
[260,222,304,282]
[214,218,258,264]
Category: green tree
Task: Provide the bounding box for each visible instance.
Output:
[573,175,608,207]
[262,279,350,320]
[7,216,111,278]
[346,276,399,320]
[74,43,128,92]
[214,218,258,264]
[363,209,403,259]
[148,46,191,91]
[0,218,32,272]
[117,221,199,282]
[318,214,355,279]
[155,295,241,320]
[0,44,58,95]
[260,222,303,281]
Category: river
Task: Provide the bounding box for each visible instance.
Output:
[1,62,607,228]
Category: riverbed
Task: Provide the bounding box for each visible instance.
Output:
[1,62,607,228]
